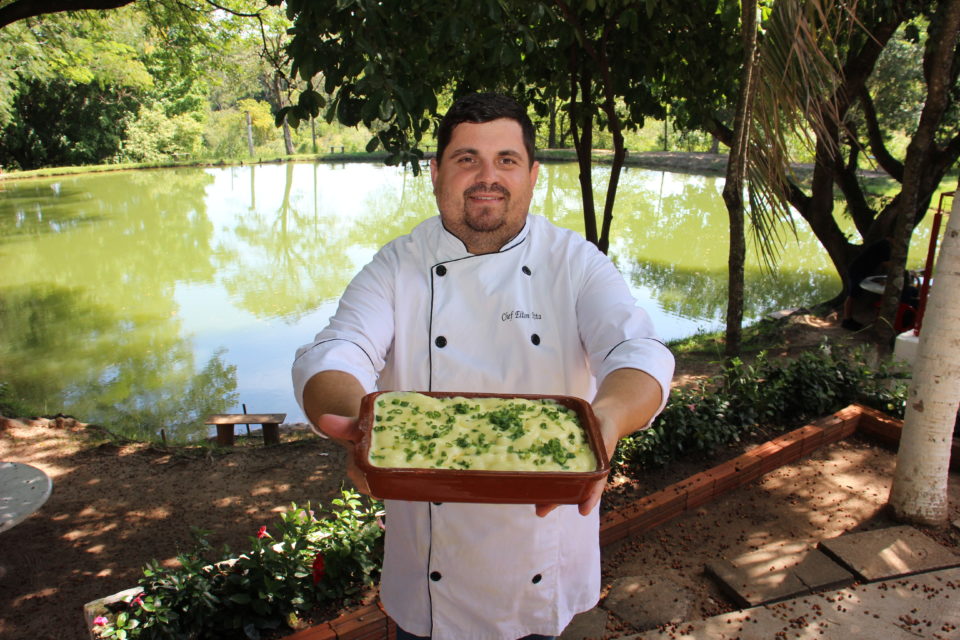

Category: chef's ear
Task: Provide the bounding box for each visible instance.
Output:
[529,160,540,188]
[430,157,439,192]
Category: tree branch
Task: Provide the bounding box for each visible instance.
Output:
[0,0,135,29]
[858,86,904,181]
[833,132,876,231]
[203,0,263,18]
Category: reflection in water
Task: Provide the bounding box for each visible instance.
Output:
[0,163,933,438]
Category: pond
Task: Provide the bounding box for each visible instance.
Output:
[0,161,932,440]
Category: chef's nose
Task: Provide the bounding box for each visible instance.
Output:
[476,157,498,184]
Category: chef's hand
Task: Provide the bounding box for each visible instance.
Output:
[535,414,619,518]
[536,369,664,518]
[313,414,374,497]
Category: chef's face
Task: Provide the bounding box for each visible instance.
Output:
[430,118,540,254]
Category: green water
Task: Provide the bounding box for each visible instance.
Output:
[0,162,933,440]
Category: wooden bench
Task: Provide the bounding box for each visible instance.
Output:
[205,413,286,446]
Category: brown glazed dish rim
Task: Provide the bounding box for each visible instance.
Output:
[353,391,610,504]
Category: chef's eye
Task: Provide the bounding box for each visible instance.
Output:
[456,155,476,164]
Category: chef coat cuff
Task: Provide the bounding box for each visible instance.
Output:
[291,339,379,410]
[596,337,675,416]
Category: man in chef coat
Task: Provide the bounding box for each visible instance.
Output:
[292,93,675,640]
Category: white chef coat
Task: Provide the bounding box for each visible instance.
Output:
[292,214,674,640]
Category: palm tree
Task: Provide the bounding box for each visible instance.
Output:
[719,0,849,357]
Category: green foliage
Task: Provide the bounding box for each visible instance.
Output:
[121,105,205,162]
[94,492,384,640]
[279,0,739,166]
[0,78,139,169]
[615,343,908,470]
[0,4,213,170]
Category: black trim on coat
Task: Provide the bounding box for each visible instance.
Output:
[292,337,377,370]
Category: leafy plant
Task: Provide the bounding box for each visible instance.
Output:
[614,342,909,471]
[93,490,384,640]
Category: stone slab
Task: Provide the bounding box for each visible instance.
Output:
[624,567,960,640]
[604,576,694,631]
[705,542,854,607]
[559,608,609,640]
[819,525,960,582]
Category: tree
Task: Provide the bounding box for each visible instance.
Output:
[0,78,142,169]
[278,0,740,253]
[887,183,960,527]
[0,11,157,168]
[874,0,960,346]
[720,0,760,357]
[709,1,960,347]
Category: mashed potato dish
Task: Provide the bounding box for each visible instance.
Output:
[367,391,595,472]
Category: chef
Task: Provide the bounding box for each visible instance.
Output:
[292,93,674,640]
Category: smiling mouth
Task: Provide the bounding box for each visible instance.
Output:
[464,184,509,202]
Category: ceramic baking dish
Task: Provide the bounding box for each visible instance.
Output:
[353,391,610,504]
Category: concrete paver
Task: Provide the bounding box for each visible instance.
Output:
[819,525,960,581]
[560,608,609,640]
[706,541,855,607]
[604,576,695,631]
[625,566,960,640]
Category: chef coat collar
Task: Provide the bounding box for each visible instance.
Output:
[437,215,531,260]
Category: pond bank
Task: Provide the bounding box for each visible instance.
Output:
[0,150,733,182]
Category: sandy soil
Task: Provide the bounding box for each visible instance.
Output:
[1,314,957,640]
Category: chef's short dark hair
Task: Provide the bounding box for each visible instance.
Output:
[435,93,536,167]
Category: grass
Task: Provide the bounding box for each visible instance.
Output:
[0,151,392,182]
[665,314,797,359]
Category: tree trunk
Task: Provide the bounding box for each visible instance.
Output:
[246,112,255,157]
[568,52,599,248]
[887,176,960,527]
[722,0,759,359]
[282,120,295,156]
[548,97,558,149]
[272,74,296,156]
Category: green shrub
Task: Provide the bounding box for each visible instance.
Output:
[615,343,908,471]
[93,490,383,640]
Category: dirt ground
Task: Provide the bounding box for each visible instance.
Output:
[1,314,957,640]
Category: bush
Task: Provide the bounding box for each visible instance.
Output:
[121,105,205,163]
[615,342,908,471]
[93,490,384,640]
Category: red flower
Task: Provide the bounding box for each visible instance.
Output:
[312,553,326,585]
[256,526,269,539]
[131,593,144,608]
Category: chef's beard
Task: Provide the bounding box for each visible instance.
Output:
[462,183,510,232]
